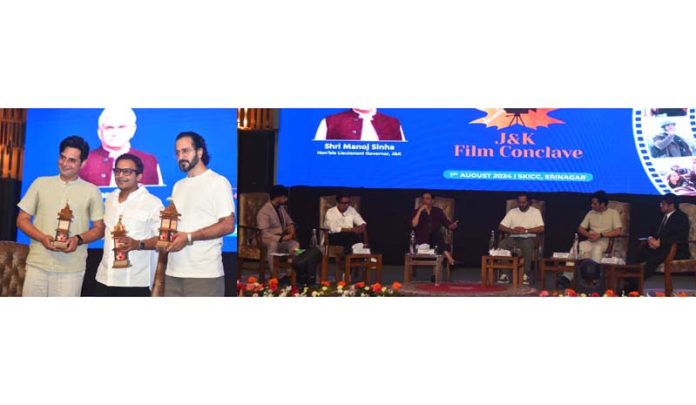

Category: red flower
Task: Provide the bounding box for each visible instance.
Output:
[371,283,382,293]
[290,286,299,296]
[321,281,331,287]
[337,281,347,288]
[551,291,559,297]
[655,291,666,297]
[270,283,278,292]
[604,289,616,297]
[676,291,688,297]
[590,292,600,297]
[391,281,402,291]
[538,290,549,297]
[268,278,279,286]
[628,291,640,297]
[247,276,257,284]
[565,288,577,297]
[355,282,365,289]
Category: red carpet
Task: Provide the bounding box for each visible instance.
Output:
[401,282,538,297]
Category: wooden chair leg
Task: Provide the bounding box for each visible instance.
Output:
[665,266,673,296]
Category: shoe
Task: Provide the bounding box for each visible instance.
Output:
[556,275,571,289]
[498,273,510,284]
[522,274,530,285]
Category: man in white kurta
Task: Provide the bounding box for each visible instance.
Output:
[95,154,163,296]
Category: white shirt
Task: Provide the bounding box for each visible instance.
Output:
[324,206,367,234]
[499,206,544,238]
[96,186,164,287]
[313,109,406,141]
[167,169,236,278]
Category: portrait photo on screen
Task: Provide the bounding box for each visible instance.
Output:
[312,108,407,142]
[19,108,239,251]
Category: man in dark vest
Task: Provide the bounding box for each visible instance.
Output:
[80,107,163,186]
[313,108,406,141]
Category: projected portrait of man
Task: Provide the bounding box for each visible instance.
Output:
[80,107,163,186]
[650,120,693,158]
[313,108,406,142]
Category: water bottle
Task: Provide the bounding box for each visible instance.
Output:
[310,228,318,248]
[409,230,416,254]
[488,230,496,252]
[571,232,579,259]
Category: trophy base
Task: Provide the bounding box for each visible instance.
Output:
[156,240,171,249]
[53,241,69,249]
[113,260,131,268]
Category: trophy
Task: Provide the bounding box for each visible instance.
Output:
[156,200,180,249]
[53,202,74,249]
[112,215,131,268]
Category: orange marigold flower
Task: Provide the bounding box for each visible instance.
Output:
[676,291,688,297]
[565,288,577,297]
[321,281,331,287]
[355,282,365,289]
[604,289,616,297]
[371,283,382,293]
[655,291,666,297]
[337,281,347,288]
[247,276,257,284]
[392,281,402,291]
[268,278,279,285]
[628,291,640,297]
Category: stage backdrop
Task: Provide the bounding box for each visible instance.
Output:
[278,108,696,196]
[18,108,238,252]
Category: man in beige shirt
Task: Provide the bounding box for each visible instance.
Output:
[558,190,622,288]
[17,136,105,296]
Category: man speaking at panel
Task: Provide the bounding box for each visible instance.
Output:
[80,107,163,186]
[313,108,406,141]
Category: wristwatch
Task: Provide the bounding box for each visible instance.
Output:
[138,240,145,250]
[75,234,84,246]
[187,232,193,245]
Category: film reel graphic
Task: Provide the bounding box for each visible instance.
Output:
[633,108,696,195]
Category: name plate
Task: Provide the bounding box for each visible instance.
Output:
[553,252,570,258]
[600,257,626,265]
[417,249,436,255]
[353,247,371,254]
[489,249,511,257]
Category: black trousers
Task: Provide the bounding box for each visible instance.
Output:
[328,232,363,252]
[93,281,151,297]
[636,246,671,279]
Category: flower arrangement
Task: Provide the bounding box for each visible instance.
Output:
[538,288,694,297]
[237,277,402,297]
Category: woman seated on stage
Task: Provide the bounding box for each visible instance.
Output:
[411,191,459,269]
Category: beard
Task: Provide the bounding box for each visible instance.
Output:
[178,155,200,172]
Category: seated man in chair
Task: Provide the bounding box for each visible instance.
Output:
[558,190,622,288]
[257,185,300,277]
[323,192,367,253]
[497,192,544,285]
[631,193,690,291]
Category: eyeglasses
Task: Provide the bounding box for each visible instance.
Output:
[112,168,138,175]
